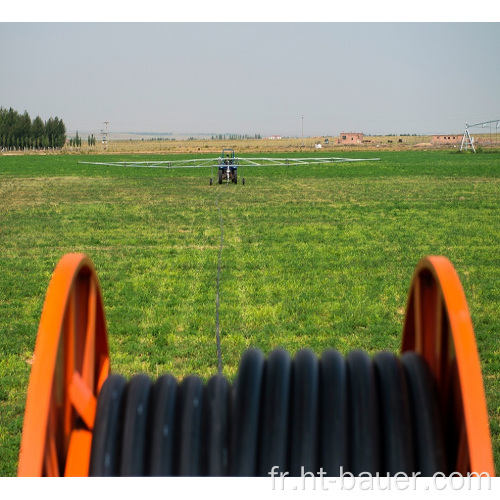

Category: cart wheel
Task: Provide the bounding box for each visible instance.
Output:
[18,253,110,476]
[401,256,494,475]
[218,170,223,185]
[242,178,245,186]
[210,178,213,186]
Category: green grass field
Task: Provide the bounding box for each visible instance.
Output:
[1,150,499,476]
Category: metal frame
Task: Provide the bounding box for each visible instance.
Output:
[78,155,380,171]
[460,119,500,152]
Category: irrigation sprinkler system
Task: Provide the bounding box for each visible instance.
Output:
[17,253,494,476]
[78,148,380,185]
[460,119,500,152]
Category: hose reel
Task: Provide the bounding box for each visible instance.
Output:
[17,254,494,477]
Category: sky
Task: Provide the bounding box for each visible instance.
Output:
[1,15,499,137]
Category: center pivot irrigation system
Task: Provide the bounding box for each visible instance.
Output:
[18,253,494,477]
[460,119,500,152]
[78,148,380,185]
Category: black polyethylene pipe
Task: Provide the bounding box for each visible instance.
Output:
[89,348,445,477]
[346,350,380,475]
[230,348,265,476]
[204,374,230,476]
[120,374,152,476]
[257,348,292,476]
[319,349,349,476]
[176,375,204,476]
[89,374,127,476]
[289,349,319,477]
[373,351,414,475]
[401,352,447,476]
[148,374,178,476]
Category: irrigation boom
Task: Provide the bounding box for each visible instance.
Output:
[78,156,379,169]
[78,149,380,185]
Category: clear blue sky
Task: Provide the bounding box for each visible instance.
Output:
[1,20,499,137]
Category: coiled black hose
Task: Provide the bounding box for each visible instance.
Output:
[89,347,446,477]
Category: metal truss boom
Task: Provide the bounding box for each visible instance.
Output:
[460,119,500,153]
[78,156,380,170]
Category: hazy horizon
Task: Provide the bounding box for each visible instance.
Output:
[1,23,499,138]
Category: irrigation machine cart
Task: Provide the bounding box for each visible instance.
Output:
[214,148,243,185]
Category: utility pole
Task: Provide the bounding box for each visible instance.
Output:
[301,115,304,147]
[101,121,109,151]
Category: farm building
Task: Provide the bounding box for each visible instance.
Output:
[338,132,363,144]
[432,134,461,145]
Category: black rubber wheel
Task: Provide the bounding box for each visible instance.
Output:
[401,352,446,476]
[230,348,265,476]
[289,348,319,476]
[346,349,380,475]
[242,178,245,185]
[233,171,238,184]
[257,348,292,476]
[319,349,348,476]
[148,374,178,476]
[177,375,205,476]
[373,351,414,475]
[218,169,223,184]
[89,374,127,476]
[204,374,230,476]
[210,177,213,185]
[120,374,152,476]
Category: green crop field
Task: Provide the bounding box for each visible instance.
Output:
[1,150,499,476]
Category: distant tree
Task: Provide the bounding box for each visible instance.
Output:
[31,116,44,149]
[0,108,19,148]
[54,117,66,147]
[0,108,66,150]
[0,108,7,148]
[16,111,31,148]
[45,117,56,148]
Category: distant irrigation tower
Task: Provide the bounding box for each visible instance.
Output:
[460,119,500,152]
[100,121,109,151]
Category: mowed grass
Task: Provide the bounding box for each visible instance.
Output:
[1,150,500,476]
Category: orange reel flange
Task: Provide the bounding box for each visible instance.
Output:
[402,256,494,475]
[18,253,109,477]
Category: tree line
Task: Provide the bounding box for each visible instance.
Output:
[0,107,66,150]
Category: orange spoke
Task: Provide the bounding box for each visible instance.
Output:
[64,430,92,477]
[44,410,61,477]
[69,372,97,430]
